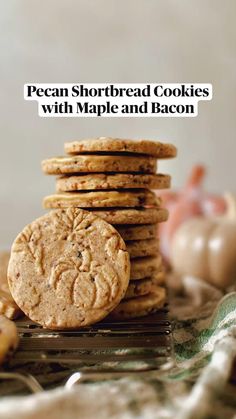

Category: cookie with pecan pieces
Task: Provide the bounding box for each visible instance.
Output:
[64,137,177,158]
[0,315,19,364]
[8,208,130,329]
[0,251,22,319]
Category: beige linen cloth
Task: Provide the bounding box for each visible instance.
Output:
[0,276,236,419]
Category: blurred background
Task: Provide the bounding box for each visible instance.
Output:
[0,0,235,249]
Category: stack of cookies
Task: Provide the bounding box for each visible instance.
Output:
[41,137,177,320]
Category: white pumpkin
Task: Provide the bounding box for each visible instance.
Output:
[171,194,236,289]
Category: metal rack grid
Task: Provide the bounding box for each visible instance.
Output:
[0,306,174,395]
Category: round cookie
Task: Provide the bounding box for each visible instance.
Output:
[0,289,22,320]
[56,173,171,192]
[126,239,159,258]
[153,271,166,286]
[0,251,22,320]
[115,224,158,241]
[124,273,166,300]
[41,155,157,175]
[130,255,162,280]
[0,252,10,285]
[8,208,130,329]
[0,252,11,299]
[90,208,168,225]
[110,286,166,319]
[43,190,160,210]
[0,315,19,364]
[64,137,177,158]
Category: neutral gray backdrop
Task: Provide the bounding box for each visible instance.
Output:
[0,0,235,248]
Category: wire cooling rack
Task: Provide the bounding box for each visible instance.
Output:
[0,306,174,396]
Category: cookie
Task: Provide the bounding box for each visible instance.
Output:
[153,271,166,286]
[56,173,171,192]
[115,224,158,241]
[0,290,22,320]
[124,272,166,299]
[41,155,157,175]
[0,252,10,279]
[64,137,177,158]
[130,255,162,280]
[8,208,130,329]
[110,286,166,319]
[90,208,168,225]
[43,190,160,210]
[126,239,159,258]
[0,315,19,364]
[0,252,22,320]
[0,252,11,295]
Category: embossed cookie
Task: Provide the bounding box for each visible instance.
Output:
[110,286,166,319]
[56,173,171,192]
[124,272,166,299]
[130,255,162,280]
[0,252,22,320]
[116,224,158,241]
[126,239,159,258]
[43,190,160,209]
[42,155,157,175]
[0,315,19,364]
[90,208,168,225]
[8,208,130,329]
[65,137,177,158]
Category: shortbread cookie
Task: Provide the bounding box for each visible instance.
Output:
[0,252,22,319]
[116,224,158,241]
[124,273,166,299]
[126,239,159,258]
[110,286,166,319]
[153,271,166,286]
[65,137,177,158]
[43,190,160,210]
[0,252,10,294]
[8,208,130,329]
[130,255,162,280]
[90,208,168,225]
[0,290,22,320]
[0,315,19,364]
[42,155,157,175]
[56,173,171,192]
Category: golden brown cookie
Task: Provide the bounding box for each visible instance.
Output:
[130,255,163,280]
[0,315,19,364]
[56,173,171,192]
[42,155,157,175]
[124,272,166,299]
[64,137,177,158]
[0,252,22,320]
[8,208,130,329]
[90,208,168,225]
[43,190,160,210]
[110,286,166,319]
[153,271,166,286]
[126,239,159,258]
[0,290,22,320]
[0,252,10,295]
[115,224,158,241]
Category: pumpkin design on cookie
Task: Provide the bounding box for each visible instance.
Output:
[8,208,130,329]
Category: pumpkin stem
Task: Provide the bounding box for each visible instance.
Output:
[224,193,236,221]
[185,165,206,192]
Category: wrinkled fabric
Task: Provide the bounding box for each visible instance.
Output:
[0,277,236,419]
